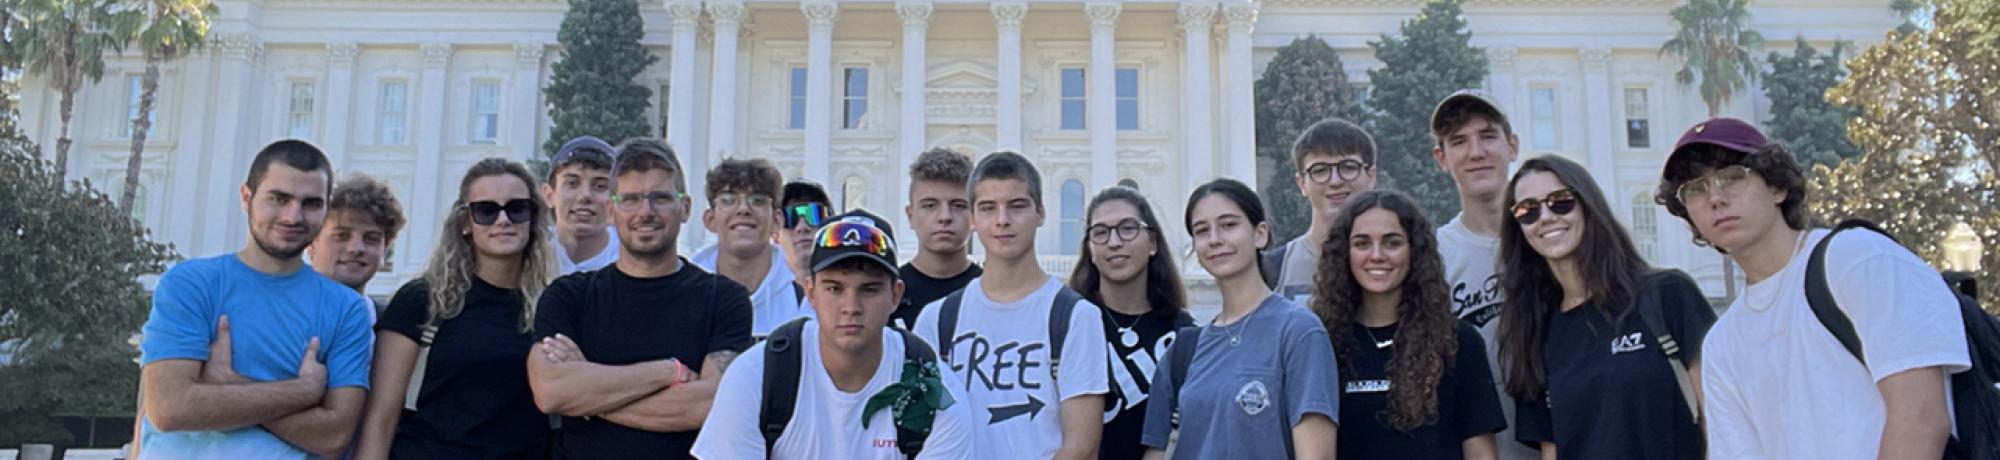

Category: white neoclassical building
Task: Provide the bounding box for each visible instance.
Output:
[16,0,1898,304]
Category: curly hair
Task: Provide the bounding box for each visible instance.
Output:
[705,157,783,205]
[1655,142,1809,251]
[424,158,557,332]
[909,148,973,187]
[1068,186,1188,318]
[1310,190,1457,432]
[328,173,406,243]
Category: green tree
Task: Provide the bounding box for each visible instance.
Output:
[121,0,215,211]
[13,0,141,177]
[542,0,656,164]
[1763,37,1859,169]
[1816,0,2000,310]
[1660,0,1766,117]
[0,136,178,446]
[1254,36,1357,244]
[1366,0,1487,225]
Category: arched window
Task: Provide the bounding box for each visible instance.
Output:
[1060,179,1085,256]
[1632,193,1659,261]
[842,176,867,213]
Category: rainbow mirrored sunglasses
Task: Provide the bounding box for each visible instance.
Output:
[786,203,833,229]
[815,221,892,256]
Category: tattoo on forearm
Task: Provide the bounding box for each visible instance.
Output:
[706,350,740,375]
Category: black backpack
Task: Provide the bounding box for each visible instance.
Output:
[1806,219,2000,460]
[759,317,940,458]
[933,286,1085,382]
[1165,325,1202,428]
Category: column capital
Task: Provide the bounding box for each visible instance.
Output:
[897,2,933,29]
[211,33,263,62]
[668,0,704,29]
[990,2,1026,30]
[1223,2,1258,32]
[421,42,453,68]
[326,42,359,68]
[802,1,839,30]
[1178,3,1216,29]
[1485,46,1518,70]
[708,0,747,26]
[1085,2,1121,31]
[514,42,546,67]
[1580,47,1612,73]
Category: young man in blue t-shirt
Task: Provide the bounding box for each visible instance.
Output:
[136,140,376,459]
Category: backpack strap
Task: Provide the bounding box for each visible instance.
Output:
[1632,270,1701,424]
[1048,287,1084,383]
[1168,325,1202,428]
[937,289,966,362]
[404,314,448,411]
[759,317,811,457]
[1806,220,1889,365]
[1260,242,1291,290]
[894,328,941,458]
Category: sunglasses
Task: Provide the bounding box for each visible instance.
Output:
[467,199,536,226]
[785,203,833,229]
[816,221,892,256]
[1510,189,1579,225]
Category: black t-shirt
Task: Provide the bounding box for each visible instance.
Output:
[376,277,548,459]
[1515,271,1715,460]
[1338,321,1507,460]
[532,259,755,460]
[1100,308,1196,460]
[891,262,982,330]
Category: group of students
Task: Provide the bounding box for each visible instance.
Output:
[126,87,1975,460]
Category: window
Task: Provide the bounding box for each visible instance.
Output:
[842,67,868,130]
[377,81,408,145]
[1625,88,1651,149]
[1060,68,1085,130]
[1060,179,1085,256]
[1530,87,1557,150]
[288,82,315,139]
[123,75,149,137]
[788,67,807,130]
[842,176,867,212]
[1115,68,1138,131]
[1632,193,1659,261]
[658,83,671,138]
[471,81,501,143]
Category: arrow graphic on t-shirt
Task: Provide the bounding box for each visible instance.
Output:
[987,395,1045,424]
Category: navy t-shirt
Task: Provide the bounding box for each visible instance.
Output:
[377,278,547,459]
[533,260,756,460]
[1337,321,1506,460]
[1515,271,1715,459]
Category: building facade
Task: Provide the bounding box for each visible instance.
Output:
[16,0,1899,305]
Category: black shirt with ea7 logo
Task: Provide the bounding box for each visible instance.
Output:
[1515,271,1716,460]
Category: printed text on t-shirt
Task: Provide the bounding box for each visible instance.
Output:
[1452,274,1503,327]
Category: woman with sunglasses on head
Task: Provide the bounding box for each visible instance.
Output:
[1067,186,1197,459]
[1311,190,1506,460]
[357,158,558,459]
[1495,155,1714,460]
[1140,178,1340,460]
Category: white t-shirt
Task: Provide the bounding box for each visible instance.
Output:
[552,226,620,275]
[912,276,1111,459]
[1435,214,1535,460]
[1702,229,1970,459]
[692,243,815,336]
[692,322,977,459]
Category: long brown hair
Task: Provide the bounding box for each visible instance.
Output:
[1310,190,1457,432]
[1497,155,1651,401]
[423,158,557,332]
[1068,186,1188,317]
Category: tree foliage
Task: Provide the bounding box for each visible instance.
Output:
[12,0,143,177]
[1366,0,1487,225]
[1816,0,2000,310]
[0,136,178,445]
[122,0,215,211]
[1763,37,1860,170]
[1660,0,1765,117]
[1254,35,1357,244]
[542,0,656,165]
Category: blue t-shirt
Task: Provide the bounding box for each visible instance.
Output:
[137,254,376,459]
[1141,295,1341,459]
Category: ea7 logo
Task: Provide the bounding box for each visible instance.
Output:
[1610,332,1646,354]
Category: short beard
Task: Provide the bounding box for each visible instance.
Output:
[253,233,309,261]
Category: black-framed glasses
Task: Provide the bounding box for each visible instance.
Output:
[611,191,688,212]
[467,199,535,226]
[1510,189,1579,225]
[1302,159,1370,184]
[1087,219,1149,244]
[785,203,833,229]
[1675,165,1753,206]
[712,193,775,210]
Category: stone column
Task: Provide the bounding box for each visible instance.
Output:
[1223,2,1258,189]
[1580,47,1623,223]
[1179,2,1215,191]
[1086,2,1120,191]
[172,50,214,254]
[898,1,933,232]
[512,42,545,162]
[202,33,262,255]
[323,42,359,170]
[992,1,1026,151]
[405,42,453,273]
[667,0,703,154]
[803,0,838,184]
[1484,46,1519,119]
[708,0,746,157]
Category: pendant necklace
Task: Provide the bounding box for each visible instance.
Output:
[1363,325,1394,349]
[1107,311,1144,348]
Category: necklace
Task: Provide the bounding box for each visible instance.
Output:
[1751,230,1813,311]
[1363,325,1394,349]
[1106,311,1144,348]
[1217,308,1254,346]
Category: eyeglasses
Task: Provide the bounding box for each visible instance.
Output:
[712,193,775,210]
[1087,219,1149,245]
[1302,159,1369,184]
[467,199,536,226]
[1675,165,1753,206]
[816,221,892,256]
[1510,189,1579,225]
[785,203,833,229]
[611,191,688,212]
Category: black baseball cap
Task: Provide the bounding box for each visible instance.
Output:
[782,177,832,207]
[808,209,899,275]
[549,136,617,179]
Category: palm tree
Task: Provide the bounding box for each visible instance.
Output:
[121,0,213,211]
[1660,0,1766,117]
[13,0,140,177]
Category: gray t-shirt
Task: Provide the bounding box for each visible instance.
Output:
[1271,236,1321,308]
[1140,295,1341,459]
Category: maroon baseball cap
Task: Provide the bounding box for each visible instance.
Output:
[1666,118,1768,168]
